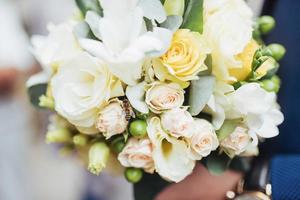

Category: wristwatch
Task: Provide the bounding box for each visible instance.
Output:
[226,159,272,200]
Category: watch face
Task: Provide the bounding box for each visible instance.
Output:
[235,192,270,200]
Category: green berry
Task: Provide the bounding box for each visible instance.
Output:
[129,120,147,138]
[125,168,143,183]
[111,137,126,153]
[260,76,281,93]
[268,44,286,61]
[258,15,276,34]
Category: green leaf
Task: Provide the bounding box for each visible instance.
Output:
[134,173,170,200]
[198,54,212,76]
[164,0,185,16]
[181,0,204,34]
[160,15,183,32]
[217,119,241,141]
[28,83,48,108]
[188,75,215,116]
[144,17,153,31]
[205,152,231,176]
[75,0,103,16]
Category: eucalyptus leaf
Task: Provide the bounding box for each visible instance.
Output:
[160,15,183,32]
[138,0,167,23]
[198,54,212,76]
[188,75,215,116]
[28,83,48,108]
[75,0,103,16]
[182,0,204,34]
[164,0,185,16]
[134,173,170,200]
[217,119,241,141]
[205,152,231,175]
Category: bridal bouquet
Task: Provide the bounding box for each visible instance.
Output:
[27,0,285,198]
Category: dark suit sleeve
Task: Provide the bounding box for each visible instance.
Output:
[270,155,300,200]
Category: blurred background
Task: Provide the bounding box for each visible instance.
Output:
[0,0,133,200]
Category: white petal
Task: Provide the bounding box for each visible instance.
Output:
[147,117,195,182]
[126,82,149,113]
[85,11,102,40]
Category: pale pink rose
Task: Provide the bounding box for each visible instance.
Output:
[188,119,219,160]
[161,108,194,138]
[145,82,184,113]
[118,138,154,173]
[221,126,251,157]
[96,100,128,139]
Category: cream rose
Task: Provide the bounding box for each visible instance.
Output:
[51,52,124,134]
[203,0,253,81]
[153,29,210,86]
[220,126,251,157]
[145,82,184,113]
[188,119,219,160]
[118,138,154,173]
[161,108,194,138]
[96,100,128,139]
[147,117,195,182]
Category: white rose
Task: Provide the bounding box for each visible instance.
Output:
[147,117,195,182]
[145,82,184,113]
[221,126,251,157]
[188,119,219,160]
[96,100,128,139]
[51,52,124,134]
[118,138,154,173]
[203,0,253,81]
[161,108,194,138]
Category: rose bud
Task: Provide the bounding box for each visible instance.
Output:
[96,100,128,139]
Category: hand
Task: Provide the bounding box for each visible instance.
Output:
[0,68,18,94]
[155,164,242,200]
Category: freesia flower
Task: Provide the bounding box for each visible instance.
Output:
[79,0,172,85]
[96,99,128,139]
[51,52,124,134]
[207,83,284,139]
[27,22,82,87]
[188,119,219,160]
[145,82,184,113]
[229,83,284,139]
[118,138,154,173]
[147,117,195,182]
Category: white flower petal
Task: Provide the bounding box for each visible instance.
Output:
[126,82,149,114]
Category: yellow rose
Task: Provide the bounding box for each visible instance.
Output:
[229,40,260,82]
[153,29,210,88]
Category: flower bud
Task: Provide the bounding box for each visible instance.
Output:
[73,134,89,147]
[111,137,126,153]
[39,95,55,110]
[255,57,278,79]
[96,100,128,139]
[258,15,276,34]
[260,76,281,93]
[124,168,143,183]
[129,120,147,138]
[46,128,72,143]
[267,43,286,61]
[88,142,110,176]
